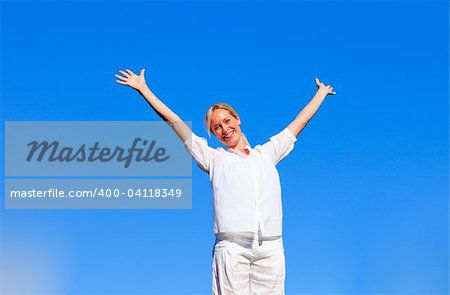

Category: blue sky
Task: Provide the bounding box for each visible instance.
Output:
[1,0,448,294]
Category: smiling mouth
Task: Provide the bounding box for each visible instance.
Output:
[222,130,235,141]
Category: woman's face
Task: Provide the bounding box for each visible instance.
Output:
[210,109,242,148]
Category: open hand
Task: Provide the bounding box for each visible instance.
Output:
[315,78,336,95]
[115,69,147,92]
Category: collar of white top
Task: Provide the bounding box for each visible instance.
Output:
[227,145,252,156]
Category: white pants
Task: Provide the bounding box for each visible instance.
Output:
[212,236,285,295]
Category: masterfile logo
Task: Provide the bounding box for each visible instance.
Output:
[26,137,170,168]
[5,121,191,176]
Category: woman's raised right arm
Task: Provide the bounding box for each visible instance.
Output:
[115,68,192,142]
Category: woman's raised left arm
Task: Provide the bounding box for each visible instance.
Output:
[287,78,336,137]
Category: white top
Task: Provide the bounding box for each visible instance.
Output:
[183,128,297,237]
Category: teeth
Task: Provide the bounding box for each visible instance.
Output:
[223,130,234,140]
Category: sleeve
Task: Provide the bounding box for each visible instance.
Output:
[260,128,298,165]
[182,132,217,173]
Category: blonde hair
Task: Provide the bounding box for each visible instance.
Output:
[205,102,250,146]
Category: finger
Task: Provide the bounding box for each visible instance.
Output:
[331,91,336,95]
[326,85,331,88]
[115,74,127,81]
[140,68,146,76]
[125,69,135,76]
[315,78,320,85]
[116,80,127,85]
[119,70,130,78]
[329,87,334,91]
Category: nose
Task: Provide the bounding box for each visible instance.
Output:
[220,125,229,134]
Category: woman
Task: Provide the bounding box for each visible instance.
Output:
[115,68,335,294]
